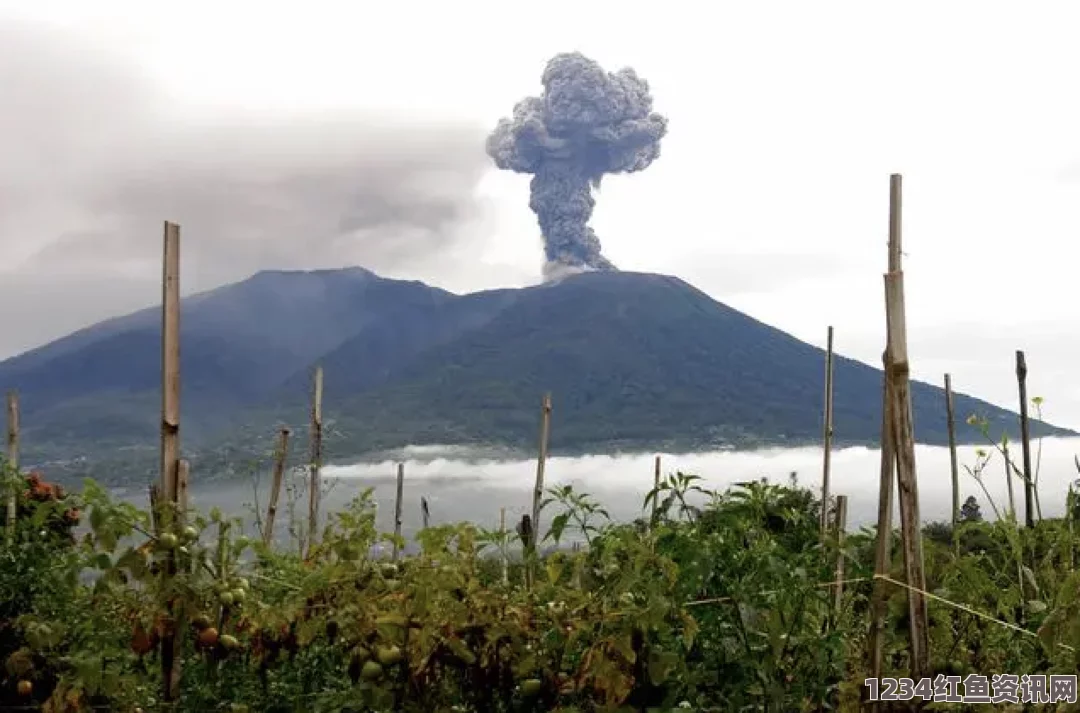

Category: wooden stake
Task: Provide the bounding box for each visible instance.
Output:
[500,506,508,586]
[263,427,291,547]
[1068,485,1076,572]
[307,365,324,557]
[421,496,430,530]
[833,494,848,618]
[159,220,182,702]
[868,350,894,694]
[392,463,405,561]
[1004,441,1016,520]
[883,173,930,681]
[5,391,19,545]
[530,393,552,548]
[651,455,661,526]
[820,325,835,540]
[944,374,960,555]
[1016,351,1035,528]
[526,393,552,589]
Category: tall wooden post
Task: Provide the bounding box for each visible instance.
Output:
[159,220,182,701]
[392,463,405,561]
[944,374,960,555]
[5,391,19,545]
[883,174,930,681]
[263,427,291,547]
[307,365,324,557]
[1016,351,1035,528]
[820,325,835,539]
[868,351,895,696]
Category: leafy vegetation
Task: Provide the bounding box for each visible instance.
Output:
[3,429,1080,712]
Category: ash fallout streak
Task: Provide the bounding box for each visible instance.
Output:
[486,52,668,279]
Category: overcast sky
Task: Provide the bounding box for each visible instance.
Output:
[2,1,1080,429]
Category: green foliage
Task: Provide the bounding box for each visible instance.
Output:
[5,458,1080,711]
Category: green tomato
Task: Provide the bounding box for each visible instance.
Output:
[158,533,179,550]
[219,591,235,607]
[230,588,246,604]
[181,526,199,542]
[235,577,250,592]
[376,645,403,666]
[361,660,384,681]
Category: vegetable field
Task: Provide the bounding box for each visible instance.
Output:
[2,462,1079,712]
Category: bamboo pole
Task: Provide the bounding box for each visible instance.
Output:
[5,391,19,545]
[1016,351,1035,528]
[530,394,552,547]
[263,427,291,547]
[1068,485,1076,572]
[651,455,661,526]
[307,365,324,558]
[392,463,405,561]
[159,220,182,702]
[944,374,960,555]
[833,494,848,618]
[421,496,430,530]
[868,350,894,695]
[883,173,930,681]
[1004,441,1016,520]
[500,506,508,585]
[526,393,552,589]
[820,325,835,540]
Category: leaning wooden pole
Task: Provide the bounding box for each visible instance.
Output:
[263,427,291,547]
[1016,351,1035,528]
[527,393,552,587]
[307,365,324,557]
[159,220,183,702]
[5,391,19,545]
[883,173,930,681]
[820,325,835,540]
[392,463,405,561]
[944,373,960,555]
[867,349,895,697]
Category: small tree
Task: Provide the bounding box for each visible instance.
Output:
[960,495,982,523]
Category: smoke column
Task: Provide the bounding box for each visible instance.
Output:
[486,52,668,279]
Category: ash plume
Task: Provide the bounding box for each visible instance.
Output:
[486,52,668,278]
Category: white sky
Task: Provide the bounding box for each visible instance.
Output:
[3,1,1080,428]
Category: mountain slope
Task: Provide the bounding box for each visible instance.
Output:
[224,270,1073,463]
[0,266,1071,484]
[0,267,451,453]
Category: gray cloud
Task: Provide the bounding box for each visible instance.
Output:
[0,19,491,355]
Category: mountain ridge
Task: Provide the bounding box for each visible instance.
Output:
[0,266,1071,485]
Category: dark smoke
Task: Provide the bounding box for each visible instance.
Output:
[486,52,668,278]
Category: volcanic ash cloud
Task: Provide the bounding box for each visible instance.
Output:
[486,52,669,279]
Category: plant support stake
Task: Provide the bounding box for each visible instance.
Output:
[883,173,930,681]
[5,391,18,545]
[158,220,183,702]
[944,373,960,555]
[307,365,324,557]
[820,325,835,540]
[1016,350,1035,528]
[263,427,291,547]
